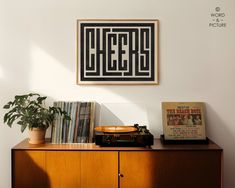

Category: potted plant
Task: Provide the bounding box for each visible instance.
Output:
[3,93,70,144]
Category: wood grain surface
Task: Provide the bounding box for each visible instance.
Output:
[13,151,47,188]
[120,151,221,188]
[46,151,81,188]
[81,151,118,188]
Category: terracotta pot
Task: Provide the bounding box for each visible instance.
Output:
[28,128,46,144]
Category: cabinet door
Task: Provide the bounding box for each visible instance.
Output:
[12,151,47,188]
[81,151,118,188]
[120,151,221,188]
[46,151,81,188]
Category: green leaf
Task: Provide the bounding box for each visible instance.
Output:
[7,114,20,127]
[3,104,10,109]
[65,115,71,121]
[3,101,13,108]
[17,121,24,125]
[28,93,40,97]
[21,123,28,133]
[37,96,47,104]
[7,119,13,127]
[3,114,8,123]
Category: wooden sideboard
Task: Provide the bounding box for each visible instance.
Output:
[12,139,222,188]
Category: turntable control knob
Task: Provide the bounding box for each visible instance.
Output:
[119,173,124,177]
[144,129,149,133]
[105,136,112,141]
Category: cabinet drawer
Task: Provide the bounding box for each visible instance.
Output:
[12,151,47,188]
[81,151,118,188]
[46,151,81,188]
[120,151,221,188]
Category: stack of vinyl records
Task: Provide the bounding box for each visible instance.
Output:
[51,101,95,143]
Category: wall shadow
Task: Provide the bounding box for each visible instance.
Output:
[206,103,235,188]
[120,151,221,188]
[97,103,124,125]
[12,151,51,188]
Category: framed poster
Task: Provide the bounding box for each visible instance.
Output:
[77,19,159,85]
[162,102,206,140]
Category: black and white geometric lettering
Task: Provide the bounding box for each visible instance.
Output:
[77,20,159,84]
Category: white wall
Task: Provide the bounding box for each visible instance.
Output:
[0,0,235,187]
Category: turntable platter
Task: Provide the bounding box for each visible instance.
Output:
[95,126,137,133]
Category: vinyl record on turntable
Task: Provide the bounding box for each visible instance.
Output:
[94,124,154,147]
[95,126,137,133]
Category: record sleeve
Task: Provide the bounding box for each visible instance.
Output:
[162,102,206,140]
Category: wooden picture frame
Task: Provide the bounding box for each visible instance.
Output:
[162,102,206,140]
[77,19,159,85]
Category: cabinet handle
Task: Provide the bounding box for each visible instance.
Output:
[119,173,124,177]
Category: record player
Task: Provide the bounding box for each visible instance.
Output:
[94,124,154,147]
